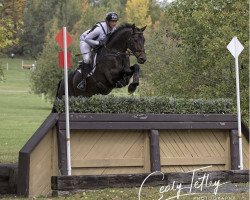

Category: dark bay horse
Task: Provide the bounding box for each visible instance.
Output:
[55,23,147,99]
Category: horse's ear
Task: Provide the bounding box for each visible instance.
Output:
[140,25,147,32]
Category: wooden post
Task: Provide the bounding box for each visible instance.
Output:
[57,130,68,175]
[230,130,240,170]
[149,130,161,172]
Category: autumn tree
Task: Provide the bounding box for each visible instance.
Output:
[125,0,152,27]
[0,0,24,50]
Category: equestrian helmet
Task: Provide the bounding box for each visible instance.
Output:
[105,12,118,22]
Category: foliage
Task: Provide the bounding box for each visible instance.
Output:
[21,0,82,57]
[164,0,249,123]
[125,0,152,27]
[21,0,58,57]
[54,95,233,114]
[29,18,64,100]
[0,0,24,50]
[0,61,4,81]
[138,25,187,97]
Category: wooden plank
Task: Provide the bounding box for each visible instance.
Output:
[51,170,250,191]
[162,165,225,173]
[72,158,144,167]
[122,133,144,158]
[167,131,185,157]
[178,131,201,157]
[59,113,237,122]
[161,157,227,166]
[242,133,249,169]
[210,130,226,156]
[241,121,249,142]
[71,131,104,159]
[17,113,58,196]
[29,130,53,197]
[159,134,175,157]
[230,130,240,170]
[144,131,151,172]
[185,130,211,157]
[167,131,192,157]
[72,167,145,176]
[0,164,18,194]
[58,121,237,130]
[225,132,231,170]
[101,167,145,175]
[195,131,217,157]
[149,130,161,172]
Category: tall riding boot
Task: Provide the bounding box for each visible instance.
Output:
[77,63,91,91]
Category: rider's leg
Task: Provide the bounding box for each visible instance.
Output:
[78,42,92,90]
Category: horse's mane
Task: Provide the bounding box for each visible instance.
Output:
[106,23,134,44]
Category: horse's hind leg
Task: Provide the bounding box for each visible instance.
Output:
[51,80,63,113]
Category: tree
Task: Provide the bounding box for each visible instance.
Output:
[165,0,249,121]
[125,0,152,27]
[0,0,24,50]
[21,0,58,57]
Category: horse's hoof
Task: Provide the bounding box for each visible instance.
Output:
[128,83,138,93]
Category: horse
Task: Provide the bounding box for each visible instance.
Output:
[55,23,147,99]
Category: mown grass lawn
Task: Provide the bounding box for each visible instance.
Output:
[0,58,52,163]
[0,186,249,199]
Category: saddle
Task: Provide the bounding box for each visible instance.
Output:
[77,50,98,77]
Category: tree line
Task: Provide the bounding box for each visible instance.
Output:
[0,0,248,122]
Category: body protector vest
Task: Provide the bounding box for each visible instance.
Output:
[80,21,115,47]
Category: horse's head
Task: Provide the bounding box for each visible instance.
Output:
[127,24,147,64]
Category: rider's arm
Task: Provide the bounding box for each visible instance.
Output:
[80,29,90,41]
[84,26,102,47]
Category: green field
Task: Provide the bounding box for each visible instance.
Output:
[0,58,52,163]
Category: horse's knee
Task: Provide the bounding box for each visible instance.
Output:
[132,64,140,72]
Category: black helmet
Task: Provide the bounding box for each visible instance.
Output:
[105,12,118,22]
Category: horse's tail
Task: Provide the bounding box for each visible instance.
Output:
[55,80,62,99]
[51,80,63,113]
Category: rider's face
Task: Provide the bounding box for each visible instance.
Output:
[108,20,117,30]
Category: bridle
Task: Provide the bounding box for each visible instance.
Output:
[126,31,146,59]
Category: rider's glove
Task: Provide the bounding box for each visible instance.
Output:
[98,40,105,46]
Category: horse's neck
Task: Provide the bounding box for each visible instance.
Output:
[106,29,131,52]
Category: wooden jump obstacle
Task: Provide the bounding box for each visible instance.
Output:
[17,113,249,197]
[21,60,35,70]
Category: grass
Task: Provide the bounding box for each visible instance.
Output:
[0,58,52,163]
[0,186,249,199]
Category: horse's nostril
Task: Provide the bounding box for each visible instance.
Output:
[138,58,146,64]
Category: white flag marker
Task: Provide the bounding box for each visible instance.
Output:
[227,36,244,170]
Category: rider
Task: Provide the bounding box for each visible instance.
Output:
[77,12,119,90]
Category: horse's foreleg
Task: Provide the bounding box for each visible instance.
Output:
[128,64,140,93]
[115,75,131,88]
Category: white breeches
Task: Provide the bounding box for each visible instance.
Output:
[80,41,91,64]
